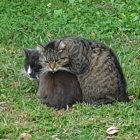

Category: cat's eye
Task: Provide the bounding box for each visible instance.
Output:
[55,60,59,63]
[45,60,49,63]
[61,57,67,60]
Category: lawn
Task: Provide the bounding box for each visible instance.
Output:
[0,0,140,139]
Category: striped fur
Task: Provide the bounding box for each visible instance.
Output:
[41,37,129,105]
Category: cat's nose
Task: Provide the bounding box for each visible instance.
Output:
[27,72,32,76]
[50,63,56,71]
[29,73,36,78]
[51,68,55,73]
[29,73,32,76]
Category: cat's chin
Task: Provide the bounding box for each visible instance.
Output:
[58,67,71,72]
[51,67,71,73]
[41,67,71,74]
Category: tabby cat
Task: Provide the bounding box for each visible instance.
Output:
[37,37,129,105]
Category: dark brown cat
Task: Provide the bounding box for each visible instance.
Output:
[37,70,82,109]
[23,47,82,109]
[37,37,129,105]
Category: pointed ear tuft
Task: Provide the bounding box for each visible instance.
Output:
[58,41,66,52]
[36,45,45,53]
[23,48,31,57]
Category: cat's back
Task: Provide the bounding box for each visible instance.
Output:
[38,70,82,109]
[43,70,81,90]
[53,70,79,84]
[41,70,78,81]
[76,41,129,103]
[39,70,82,97]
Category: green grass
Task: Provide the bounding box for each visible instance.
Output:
[0,0,140,139]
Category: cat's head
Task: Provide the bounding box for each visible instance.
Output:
[36,41,70,73]
[23,48,42,80]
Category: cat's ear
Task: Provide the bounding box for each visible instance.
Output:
[36,45,45,54]
[58,41,66,52]
[23,48,31,57]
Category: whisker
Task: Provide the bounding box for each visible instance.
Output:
[58,67,72,73]
[40,68,49,74]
